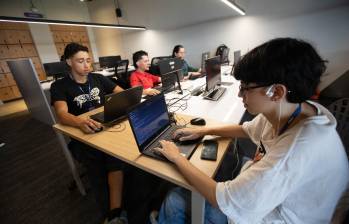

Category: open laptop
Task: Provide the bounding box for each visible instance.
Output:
[128,94,200,161]
[91,86,143,123]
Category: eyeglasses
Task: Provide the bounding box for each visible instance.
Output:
[239,84,269,94]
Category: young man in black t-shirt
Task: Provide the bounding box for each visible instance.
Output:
[50,43,126,223]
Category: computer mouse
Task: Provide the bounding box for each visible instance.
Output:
[190,117,206,126]
[94,126,103,133]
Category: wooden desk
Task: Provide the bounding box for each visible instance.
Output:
[53,108,231,223]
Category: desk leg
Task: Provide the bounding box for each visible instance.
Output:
[55,132,86,196]
[192,191,205,224]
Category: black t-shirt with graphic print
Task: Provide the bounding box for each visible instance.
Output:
[50,73,116,116]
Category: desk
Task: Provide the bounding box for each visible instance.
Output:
[165,66,245,124]
[53,111,231,223]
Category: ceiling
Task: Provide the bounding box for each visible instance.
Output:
[113,0,349,30]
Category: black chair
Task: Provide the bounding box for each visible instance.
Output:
[328,98,349,154]
[149,56,172,76]
[113,59,130,89]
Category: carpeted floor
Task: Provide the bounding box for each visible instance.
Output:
[0,112,103,224]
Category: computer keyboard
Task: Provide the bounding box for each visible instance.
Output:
[203,87,226,101]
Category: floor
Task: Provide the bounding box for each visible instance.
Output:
[0,103,104,224]
[0,99,28,117]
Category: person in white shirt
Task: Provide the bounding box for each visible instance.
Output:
[155,37,349,224]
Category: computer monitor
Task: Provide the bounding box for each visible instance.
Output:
[158,58,184,93]
[201,52,210,73]
[43,61,70,80]
[221,47,230,65]
[233,50,241,66]
[205,56,221,92]
[149,56,172,75]
[99,55,121,69]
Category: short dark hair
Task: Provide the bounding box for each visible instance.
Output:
[172,45,184,58]
[63,42,89,60]
[132,50,148,68]
[233,38,327,103]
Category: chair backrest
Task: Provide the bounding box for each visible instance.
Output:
[328,98,349,155]
[114,59,130,89]
[328,98,349,224]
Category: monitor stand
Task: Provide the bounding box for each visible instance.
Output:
[203,86,226,101]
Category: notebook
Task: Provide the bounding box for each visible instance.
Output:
[90,86,143,123]
[128,94,200,161]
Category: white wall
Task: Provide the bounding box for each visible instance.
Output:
[120,5,349,89]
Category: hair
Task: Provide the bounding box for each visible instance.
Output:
[132,50,148,69]
[233,37,327,103]
[172,45,184,58]
[63,42,89,61]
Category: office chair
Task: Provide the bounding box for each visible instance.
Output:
[149,56,172,76]
[113,59,130,89]
[328,98,349,154]
[328,98,349,224]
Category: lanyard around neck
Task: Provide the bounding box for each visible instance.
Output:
[278,103,302,136]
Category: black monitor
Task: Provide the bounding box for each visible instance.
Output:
[233,50,241,66]
[201,52,210,72]
[158,57,183,75]
[149,56,172,75]
[221,47,230,65]
[158,58,184,94]
[99,55,121,69]
[205,56,221,92]
[43,61,70,80]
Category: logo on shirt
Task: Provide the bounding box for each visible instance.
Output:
[73,87,101,108]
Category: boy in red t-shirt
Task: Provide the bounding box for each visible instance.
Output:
[130,50,161,96]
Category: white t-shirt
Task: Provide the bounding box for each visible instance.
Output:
[216,101,349,224]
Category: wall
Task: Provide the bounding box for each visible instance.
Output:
[86,0,125,58]
[119,4,349,89]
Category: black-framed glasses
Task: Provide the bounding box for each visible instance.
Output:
[239,84,269,94]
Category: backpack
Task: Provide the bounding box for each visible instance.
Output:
[215,44,230,64]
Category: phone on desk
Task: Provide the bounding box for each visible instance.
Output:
[200,140,218,161]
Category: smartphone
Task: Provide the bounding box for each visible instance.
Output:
[200,140,218,161]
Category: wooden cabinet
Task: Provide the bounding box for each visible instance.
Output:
[0,74,9,87]
[50,25,94,60]
[0,86,15,101]
[0,21,46,102]
[11,85,21,98]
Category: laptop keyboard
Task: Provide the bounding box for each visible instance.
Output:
[148,126,180,152]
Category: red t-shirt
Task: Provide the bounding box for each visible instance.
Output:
[130,71,160,89]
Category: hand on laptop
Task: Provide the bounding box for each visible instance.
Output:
[144,88,160,96]
[156,140,182,162]
[173,128,204,142]
[78,117,102,134]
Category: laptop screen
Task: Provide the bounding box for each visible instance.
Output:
[128,94,170,150]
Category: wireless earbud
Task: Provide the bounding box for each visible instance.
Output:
[265,85,275,98]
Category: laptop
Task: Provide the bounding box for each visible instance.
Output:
[128,94,200,161]
[154,71,182,94]
[90,86,143,123]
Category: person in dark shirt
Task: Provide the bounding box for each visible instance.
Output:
[172,45,202,79]
[50,43,126,224]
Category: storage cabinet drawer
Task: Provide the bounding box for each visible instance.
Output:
[11,85,21,98]
[0,74,9,87]
[22,44,37,57]
[0,60,10,73]
[5,73,16,86]
[0,86,15,101]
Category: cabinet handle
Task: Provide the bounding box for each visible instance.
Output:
[4,40,9,49]
[19,40,23,48]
